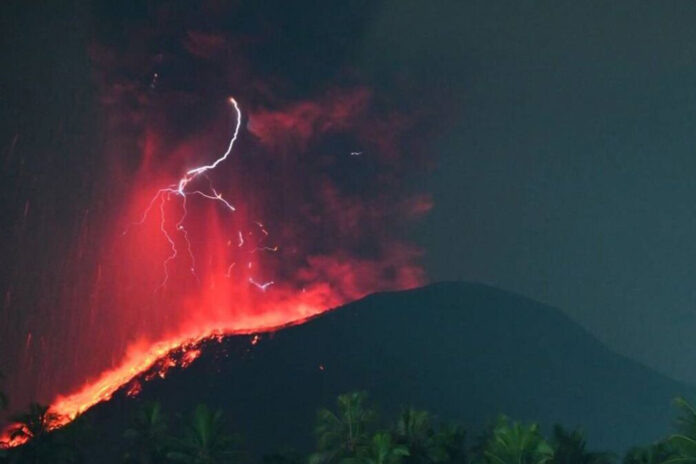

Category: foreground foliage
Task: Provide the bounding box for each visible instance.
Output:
[2,391,696,464]
[478,416,552,464]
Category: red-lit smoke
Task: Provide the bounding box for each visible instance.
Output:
[0,83,430,443]
[0,7,437,444]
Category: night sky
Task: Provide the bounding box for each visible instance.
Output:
[3,0,696,402]
[361,1,696,383]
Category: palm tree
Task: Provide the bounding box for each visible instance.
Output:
[8,403,60,443]
[393,408,465,464]
[479,416,553,464]
[310,392,376,464]
[549,425,613,464]
[346,432,410,464]
[49,412,93,464]
[123,401,169,464]
[167,403,239,464]
[623,441,674,464]
[431,423,466,464]
[394,409,434,459]
[6,403,63,463]
[665,397,696,464]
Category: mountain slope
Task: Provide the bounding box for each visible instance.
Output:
[87,282,693,458]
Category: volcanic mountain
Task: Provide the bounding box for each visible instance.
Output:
[82,282,693,459]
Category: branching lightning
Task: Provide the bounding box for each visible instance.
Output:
[125,97,274,291]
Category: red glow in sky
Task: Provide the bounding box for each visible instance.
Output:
[0,87,429,445]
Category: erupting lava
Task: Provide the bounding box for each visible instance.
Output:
[1,90,427,447]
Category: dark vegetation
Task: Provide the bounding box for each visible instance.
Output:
[2,386,696,464]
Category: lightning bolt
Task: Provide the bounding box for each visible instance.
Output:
[125,97,275,291]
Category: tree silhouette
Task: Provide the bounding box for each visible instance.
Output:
[123,401,170,464]
[665,397,696,464]
[479,416,553,464]
[8,403,60,443]
[5,403,65,463]
[167,403,239,464]
[310,392,377,464]
[345,432,410,464]
[393,408,465,464]
[431,423,467,464]
[623,441,674,464]
[549,425,613,464]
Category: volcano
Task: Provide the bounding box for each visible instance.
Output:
[74,282,692,460]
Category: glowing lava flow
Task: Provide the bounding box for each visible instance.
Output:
[1,96,313,447]
[0,90,428,449]
[0,308,326,448]
[49,306,324,424]
[52,97,295,418]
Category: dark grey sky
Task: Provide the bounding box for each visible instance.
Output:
[357,0,696,382]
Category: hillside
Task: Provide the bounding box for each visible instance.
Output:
[85,282,694,459]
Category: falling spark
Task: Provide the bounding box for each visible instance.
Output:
[249,278,274,291]
[252,246,278,253]
[225,262,236,278]
[255,222,269,236]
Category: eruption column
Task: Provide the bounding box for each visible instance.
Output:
[127,97,244,288]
